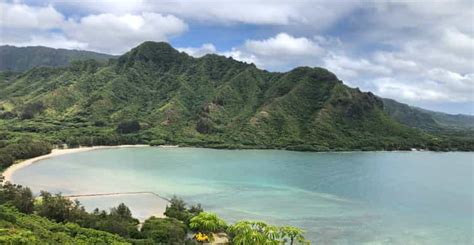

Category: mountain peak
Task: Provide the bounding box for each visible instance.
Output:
[134,41,176,52]
[117,41,189,71]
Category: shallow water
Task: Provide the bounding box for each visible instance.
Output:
[11,148,474,244]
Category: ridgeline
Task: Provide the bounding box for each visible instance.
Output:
[0,41,472,155]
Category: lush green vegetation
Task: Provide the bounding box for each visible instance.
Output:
[0,205,129,244]
[1,41,471,151]
[140,217,187,244]
[0,45,114,72]
[0,182,307,244]
[228,221,308,245]
[383,98,474,131]
[0,139,52,170]
[0,183,128,244]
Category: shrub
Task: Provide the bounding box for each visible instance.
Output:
[141,217,187,244]
[0,182,35,214]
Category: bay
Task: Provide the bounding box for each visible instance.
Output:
[11,148,473,244]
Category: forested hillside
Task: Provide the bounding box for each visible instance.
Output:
[383,98,474,131]
[0,42,472,152]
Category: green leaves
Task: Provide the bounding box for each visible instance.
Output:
[228,221,308,245]
[0,205,129,244]
[189,212,227,233]
[141,217,187,244]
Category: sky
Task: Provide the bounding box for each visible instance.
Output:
[1,0,473,114]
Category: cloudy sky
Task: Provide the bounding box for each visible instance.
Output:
[1,0,473,114]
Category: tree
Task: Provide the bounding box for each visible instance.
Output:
[35,191,85,222]
[280,226,306,245]
[189,203,203,216]
[86,203,139,238]
[189,212,227,234]
[141,217,187,244]
[110,203,133,219]
[164,196,192,224]
[0,182,34,214]
[228,221,272,245]
[3,139,52,160]
[228,221,307,245]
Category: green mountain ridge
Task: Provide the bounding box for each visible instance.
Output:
[0,41,472,151]
[382,98,474,130]
[0,45,115,72]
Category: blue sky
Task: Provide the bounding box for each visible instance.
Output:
[1,0,473,114]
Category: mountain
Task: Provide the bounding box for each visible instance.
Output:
[0,45,115,72]
[0,41,472,151]
[383,98,474,131]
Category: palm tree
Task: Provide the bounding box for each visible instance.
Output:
[279,226,306,245]
[232,229,267,245]
[189,212,227,233]
[228,221,281,245]
[263,225,281,242]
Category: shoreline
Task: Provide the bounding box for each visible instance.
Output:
[2,144,461,183]
[2,144,150,183]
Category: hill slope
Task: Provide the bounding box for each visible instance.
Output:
[0,45,115,72]
[383,98,474,131]
[0,42,471,151]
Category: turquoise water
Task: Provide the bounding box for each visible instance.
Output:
[11,148,474,244]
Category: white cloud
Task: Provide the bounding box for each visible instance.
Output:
[0,34,88,50]
[175,2,300,25]
[209,33,329,70]
[47,0,361,27]
[244,33,323,57]
[374,77,450,102]
[442,28,474,57]
[178,43,216,57]
[372,72,474,104]
[0,2,64,29]
[45,0,299,24]
[0,2,188,54]
[323,54,392,80]
[64,12,188,54]
[220,48,260,67]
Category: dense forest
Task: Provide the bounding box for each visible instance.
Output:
[0,42,472,152]
[0,182,308,244]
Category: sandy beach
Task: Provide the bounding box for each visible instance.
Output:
[1,144,176,221]
[2,144,150,183]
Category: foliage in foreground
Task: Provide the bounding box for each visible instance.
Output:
[141,217,187,244]
[164,195,203,226]
[228,221,308,245]
[0,182,309,244]
[0,205,128,244]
